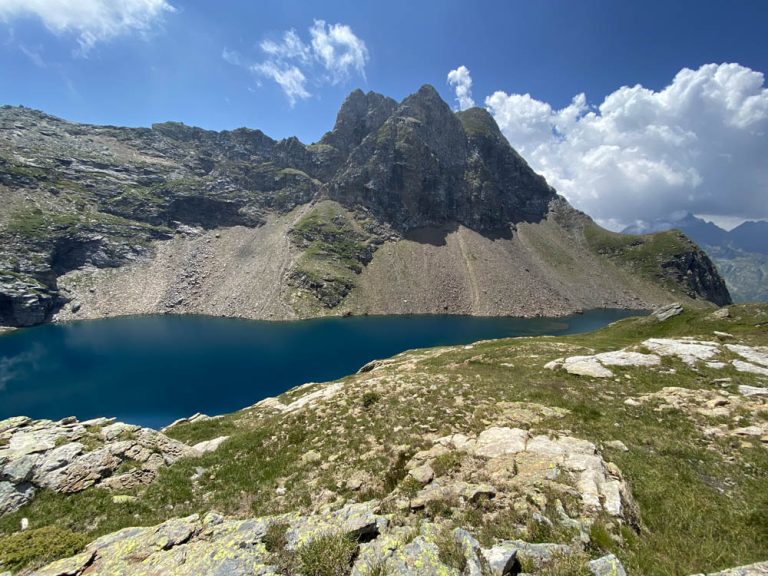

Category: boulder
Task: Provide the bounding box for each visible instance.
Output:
[0,481,35,515]
[563,357,614,378]
[653,302,684,321]
[0,416,201,514]
[192,435,229,455]
[589,554,628,576]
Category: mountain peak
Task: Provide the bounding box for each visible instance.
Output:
[319,89,397,156]
[456,107,503,138]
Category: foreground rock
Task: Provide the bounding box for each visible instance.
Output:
[547,337,768,379]
[0,416,225,515]
[403,425,634,523]
[28,501,768,576]
[29,500,620,576]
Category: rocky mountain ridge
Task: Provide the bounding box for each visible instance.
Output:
[623,214,767,303]
[0,87,730,327]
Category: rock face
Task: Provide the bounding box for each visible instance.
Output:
[328,86,555,235]
[0,90,731,327]
[0,416,222,515]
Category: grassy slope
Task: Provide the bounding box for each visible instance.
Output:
[1,305,767,575]
[584,221,722,298]
[287,200,375,313]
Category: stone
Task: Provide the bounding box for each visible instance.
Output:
[605,440,629,452]
[725,344,768,368]
[488,540,572,568]
[388,536,447,575]
[0,416,200,510]
[191,435,229,455]
[469,427,529,458]
[32,550,96,576]
[595,351,661,367]
[732,360,768,376]
[454,528,484,576]
[653,302,684,321]
[0,480,35,515]
[738,385,768,397]
[589,554,628,576]
[544,358,563,370]
[409,463,435,484]
[563,357,614,378]
[2,453,39,482]
[100,422,139,442]
[691,561,768,575]
[0,416,31,435]
[481,544,519,576]
[34,442,84,479]
[301,449,322,464]
[643,338,721,365]
[708,307,731,320]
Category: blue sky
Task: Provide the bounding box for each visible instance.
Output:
[0,0,766,228]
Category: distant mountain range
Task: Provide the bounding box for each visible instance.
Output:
[623,214,768,302]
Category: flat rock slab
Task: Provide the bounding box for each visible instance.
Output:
[690,561,768,576]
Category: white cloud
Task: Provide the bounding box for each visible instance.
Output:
[484,63,768,230]
[252,61,310,107]
[447,65,475,110]
[260,29,311,63]
[224,20,368,106]
[310,20,368,83]
[0,0,175,52]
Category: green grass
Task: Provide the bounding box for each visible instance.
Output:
[2,304,767,575]
[433,528,468,573]
[288,201,374,310]
[583,222,698,292]
[296,532,358,576]
[456,107,499,138]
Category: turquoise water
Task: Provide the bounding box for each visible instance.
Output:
[0,311,639,428]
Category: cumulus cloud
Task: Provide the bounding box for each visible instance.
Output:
[483,63,768,229]
[224,20,368,106]
[0,0,175,52]
[447,65,475,110]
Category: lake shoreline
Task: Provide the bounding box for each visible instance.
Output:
[0,309,642,428]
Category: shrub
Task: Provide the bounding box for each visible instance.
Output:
[297,531,358,576]
[0,526,89,572]
[362,392,381,409]
[433,528,467,573]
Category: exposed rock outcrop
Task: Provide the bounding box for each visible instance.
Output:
[0,416,224,515]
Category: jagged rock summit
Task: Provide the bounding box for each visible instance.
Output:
[0,86,730,327]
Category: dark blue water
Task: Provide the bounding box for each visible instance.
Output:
[0,310,638,428]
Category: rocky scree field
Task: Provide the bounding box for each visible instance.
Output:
[0,304,767,575]
[0,86,729,327]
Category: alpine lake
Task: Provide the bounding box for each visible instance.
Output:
[0,310,640,428]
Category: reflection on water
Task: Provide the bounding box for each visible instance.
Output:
[0,310,640,427]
